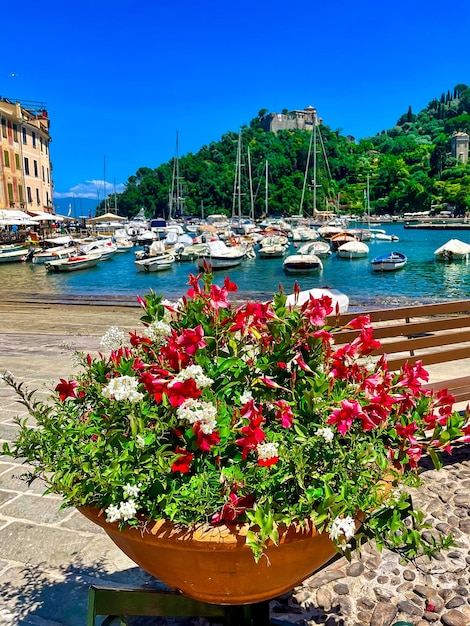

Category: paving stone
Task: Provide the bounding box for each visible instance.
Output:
[0,494,70,524]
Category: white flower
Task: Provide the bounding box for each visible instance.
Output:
[105,504,121,523]
[176,398,218,434]
[329,515,356,544]
[316,427,334,443]
[136,434,146,448]
[119,499,137,521]
[100,326,128,351]
[256,441,279,461]
[102,376,144,403]
[123,483,140,498]
[169,364,213,389]
[1,370,14,383]
[105,499,138,523]
[240,390,253,405]
[142,320,172,344]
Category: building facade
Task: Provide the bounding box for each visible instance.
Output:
[451,131,469,164]
[0,97,53,213]
[260,106,321,133]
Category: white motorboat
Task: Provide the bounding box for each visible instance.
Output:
[258,236,288,258]
[371,251,407,271]
[31,245,77,264]
[292,226,320,242]
[374,232,400,241]
[178,243,208,262]
[45,252,102,272]
[79,239,118,261]
[297,241,331,257]
[114,238,134,252]
[337,241,369,259]
[434,239,470,261]
[0,248,27,263]
[195,240,248,270]
[0,243,25,254]
[135,253,176,272]
[283,253,323,274]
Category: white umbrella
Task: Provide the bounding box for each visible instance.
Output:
[86,212,126,223]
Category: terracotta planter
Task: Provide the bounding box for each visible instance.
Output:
[78,506,339,605]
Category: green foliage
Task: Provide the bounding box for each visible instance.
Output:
[96,84,470,219]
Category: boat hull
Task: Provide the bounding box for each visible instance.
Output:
[0,249,27,263]
[283,254,322,274]
[195,254,245,270]
[45,253,102,272]
[371,253,407,271]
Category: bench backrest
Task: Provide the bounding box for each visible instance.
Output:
[327,300,470,403]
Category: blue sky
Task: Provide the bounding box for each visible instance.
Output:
[2,0,469,210]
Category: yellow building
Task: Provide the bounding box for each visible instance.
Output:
[0,97,53,213]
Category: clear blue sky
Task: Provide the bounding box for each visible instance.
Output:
[2,0,469,209]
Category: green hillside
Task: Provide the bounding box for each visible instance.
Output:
[102,83,470,220]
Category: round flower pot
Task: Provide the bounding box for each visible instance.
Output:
[78,506,339,605]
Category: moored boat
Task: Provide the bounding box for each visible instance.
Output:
[195,240,248,270]
[297,241,331,257]
[0,248,28,263]
[45,252,102,272]
[337,240,369,259]
[371,251,407,271]
[283,253,323,274]
[135,253,176,272]
[434,239,470,261]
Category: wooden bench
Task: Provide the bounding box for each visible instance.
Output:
[329,299,470,405]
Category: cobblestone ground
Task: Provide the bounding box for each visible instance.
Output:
[0,302,469,626]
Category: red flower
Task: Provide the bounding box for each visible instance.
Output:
[257,456,279,467]
[171,447,194,473]
[194,424,220,451]
[211,492,255,524]
[167,378,201,407]
[223,276,238,292]
[55,379,78,401]
[140,371,167,403]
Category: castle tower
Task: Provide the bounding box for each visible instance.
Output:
[451,132,469,164]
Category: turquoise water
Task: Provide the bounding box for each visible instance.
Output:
[3,224,470,309]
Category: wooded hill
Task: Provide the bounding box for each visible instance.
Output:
[102,83,470,220]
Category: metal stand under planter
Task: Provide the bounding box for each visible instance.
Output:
[87,585,297,626]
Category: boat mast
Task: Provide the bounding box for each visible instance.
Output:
[232,130,243,219]
[265,160,269,217]
[299,115,314,217]
[312,109,317,217]
[169,132,178,220]
[247,145,254,221]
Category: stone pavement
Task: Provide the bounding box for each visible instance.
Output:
[0,300,470,626]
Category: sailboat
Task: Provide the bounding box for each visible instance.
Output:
[230,130,255,234]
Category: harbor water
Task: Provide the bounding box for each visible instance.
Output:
[2,224,470,310]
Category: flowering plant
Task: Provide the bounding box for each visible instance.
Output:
[3,270,469,562]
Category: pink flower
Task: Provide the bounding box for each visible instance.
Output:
[209,283,229,310]
[327,399,366,435]
[272,400,294,428]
